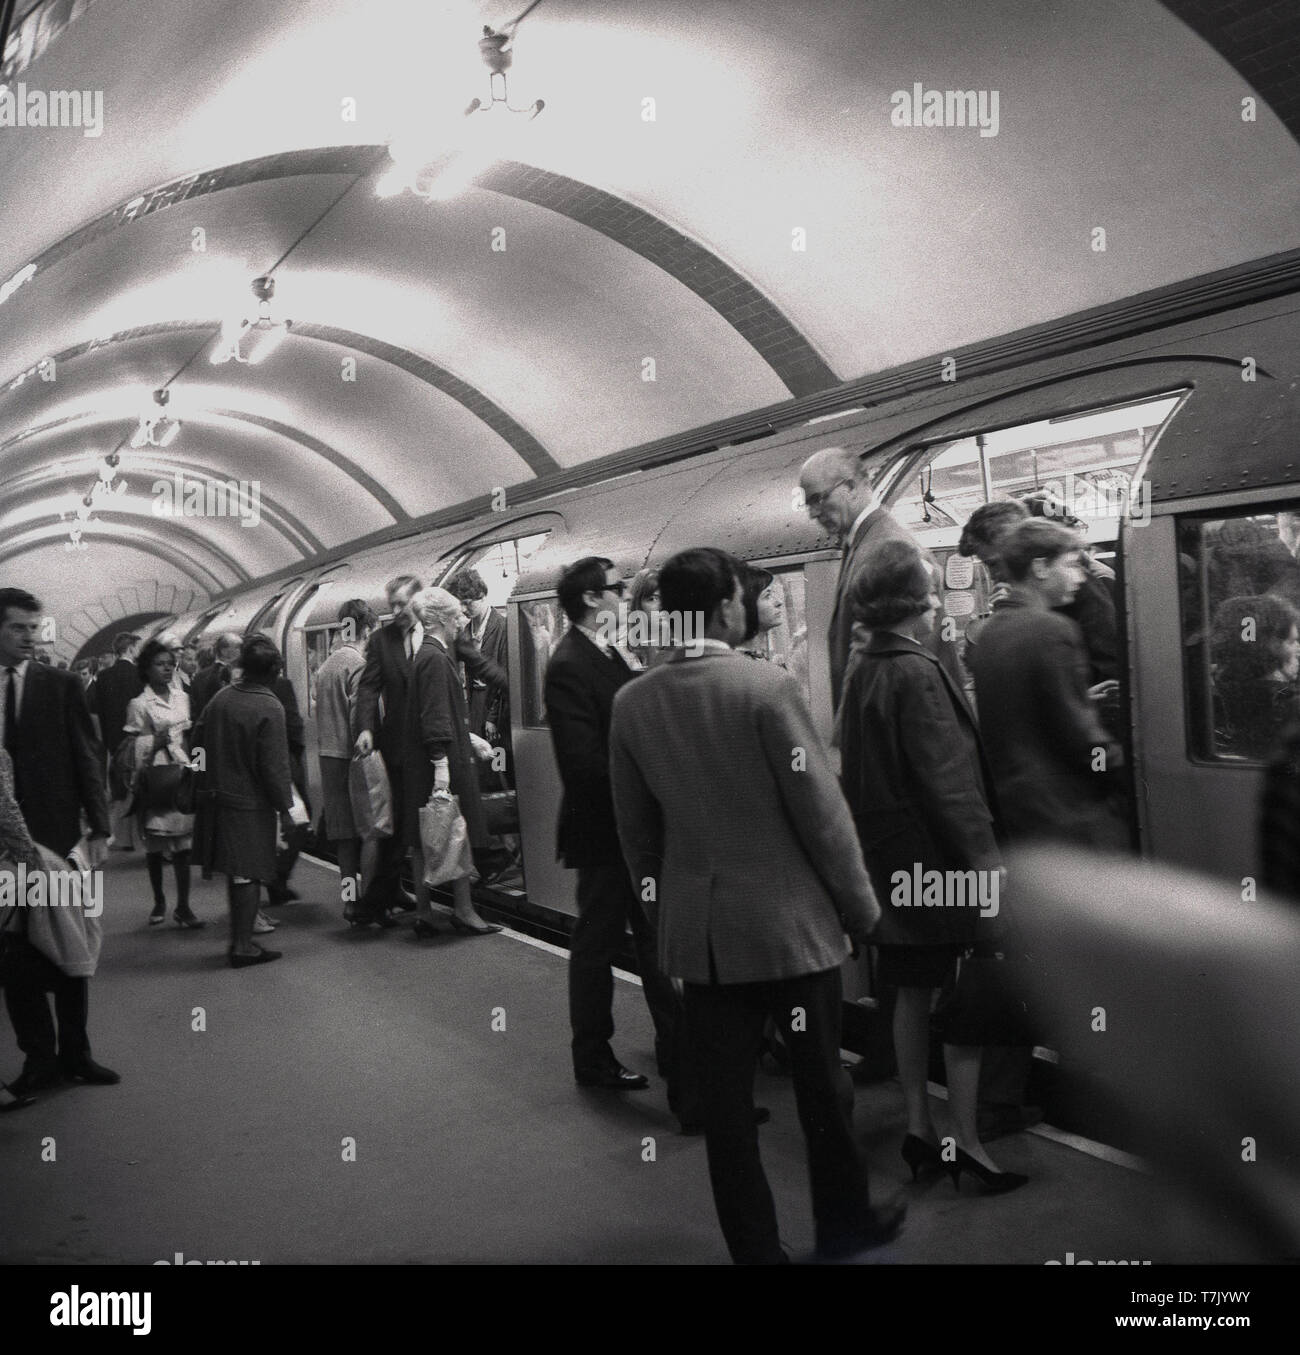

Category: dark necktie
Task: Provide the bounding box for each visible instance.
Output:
[3,667,16,761]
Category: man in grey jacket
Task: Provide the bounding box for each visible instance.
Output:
[610,547,901,1264]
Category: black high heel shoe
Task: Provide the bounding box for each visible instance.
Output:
[411,917,440,939]
[949,1147,1029,1195]
[450,915,502,936]
[900,1134,944,1182]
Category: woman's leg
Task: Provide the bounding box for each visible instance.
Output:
[145,852,166,919]
[410,848,434,918]
[893,985,939,1142]
[228,879,262,956]
[451,874,494,927]
[944,1044,1007,1172]
[172,850,194,919]
[336,838,361,914]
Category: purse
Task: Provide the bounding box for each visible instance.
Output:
[933,944,1038,1047]
[348,750,393,840]
[418,793,478,886]
[137,745,195,817]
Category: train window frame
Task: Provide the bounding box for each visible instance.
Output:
[877,390,1188,535]
[1177,501,1300,768]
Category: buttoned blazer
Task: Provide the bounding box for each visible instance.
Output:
[839,633,1000,947]
[544,627,633,867]
[610,647,880,984]
[10,661,110,856]
[828,508,927,711]
[93,656,144,756]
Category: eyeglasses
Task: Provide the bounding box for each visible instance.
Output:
[804,478,851,511]
[601,581,626,598]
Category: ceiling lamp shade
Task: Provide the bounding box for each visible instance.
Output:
[131,387,181,447]
[210,275,292,365]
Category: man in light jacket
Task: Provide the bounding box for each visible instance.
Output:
[609,547,901,1264]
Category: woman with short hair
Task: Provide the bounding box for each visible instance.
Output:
[736,566,787,663]
[839,539,1026,1194]
[403,588,500,937]
[123,639,201,928]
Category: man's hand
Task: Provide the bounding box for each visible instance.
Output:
[1087,679,1119,702]
[354,730,373,756]
[85,834,109,869]
[484,721,498,741]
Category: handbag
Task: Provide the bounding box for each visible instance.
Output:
[933,944,1037,1047]
[418,792,478,886]
[348,750,393,840]
[137,746,195,817]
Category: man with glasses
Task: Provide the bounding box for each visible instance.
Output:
[545,557,683,1102]
[799,447,927,711]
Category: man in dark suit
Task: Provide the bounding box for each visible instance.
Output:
[93,630,143,847]
[354,575,505,914]
[448,569,509,740]
[609,549,901,1264]
[798,447,929,711]
[0,587,117,1096]
[188,631,241,727]
[544,556,682,1096]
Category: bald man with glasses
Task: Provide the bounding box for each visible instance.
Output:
[799,448,929,712]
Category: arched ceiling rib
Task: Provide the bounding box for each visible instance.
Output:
[0,523,234,594]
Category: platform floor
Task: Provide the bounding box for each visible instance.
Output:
[0,853,1241,1265]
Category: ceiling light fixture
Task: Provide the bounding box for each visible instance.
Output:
[210,275,292,365]
[131,388,182,447]
[377,5,545,201]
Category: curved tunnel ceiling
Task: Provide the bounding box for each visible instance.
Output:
[1,0,1298,656]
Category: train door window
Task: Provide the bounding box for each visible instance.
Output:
[890,392,1185,533]
[1179,505,1300,763]
[518,598,566,728]
[440,532,550,608]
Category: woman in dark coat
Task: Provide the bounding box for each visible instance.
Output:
[403,587,500,937]
[193,634,295,968]
[839,539,1025,1194]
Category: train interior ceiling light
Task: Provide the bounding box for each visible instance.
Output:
[376,5,546,201]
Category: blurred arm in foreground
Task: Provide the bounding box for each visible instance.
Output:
[1009,847,1300,1260]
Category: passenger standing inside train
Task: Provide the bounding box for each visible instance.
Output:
[736,566,787,666]
[447,570,509,743]
[798,447,927,711]
[315,599,383,926]
[838,541,1026,1193]
[354,575,505,918]
[194,634,295,968]
[1210,594,1300,760]
[96,631,144,850]
[122,638,202,929]
[610,548,901,1263]
[544,557,681,1095]
[402,587,500,937]
[967,520,1124,848]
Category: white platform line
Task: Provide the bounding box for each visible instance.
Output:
[303,854,1138,1168]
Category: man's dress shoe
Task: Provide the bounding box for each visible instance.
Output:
[575,1064,650,1090]
[8,1067,62,1097]
[62,1058,121,1086]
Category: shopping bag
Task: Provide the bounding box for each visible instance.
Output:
[348,750,393,840]
[419,793,477,886]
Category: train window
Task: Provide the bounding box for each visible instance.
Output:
[518,599,567,728]
[737,567,811,708]
[891,392,1184,532]
[1179,507,1300,763]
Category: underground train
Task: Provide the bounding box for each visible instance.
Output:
[132,248,1300,1126]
